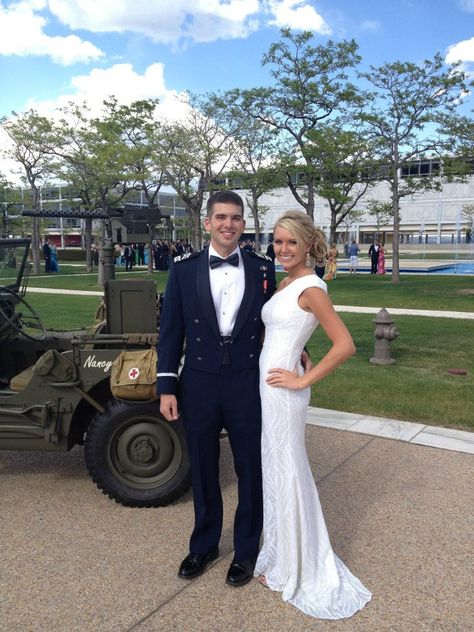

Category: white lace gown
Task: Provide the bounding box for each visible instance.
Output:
[255,274,372,619]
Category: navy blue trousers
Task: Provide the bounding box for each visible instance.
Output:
[179,365,262,562]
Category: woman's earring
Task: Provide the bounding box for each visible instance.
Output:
[305,252,311,268]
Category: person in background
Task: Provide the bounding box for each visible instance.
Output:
[157,240,170,271]
[368,240,380,274]
[266,240,275,262]
[175,239,185,258]
[123,244,133,271]
[242,239,254,253]
[50,242,59,273]
[348,239,360,274]
[91,243,99,268]
[324,242,338,281]
[42,238,51,273]
[314,256,326,279]
[377,242,386,275]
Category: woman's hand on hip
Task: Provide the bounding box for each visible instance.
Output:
[266,368,306,390]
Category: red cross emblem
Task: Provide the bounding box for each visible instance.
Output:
[128,367,140,380]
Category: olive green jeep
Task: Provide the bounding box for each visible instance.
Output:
[0,238,190,507]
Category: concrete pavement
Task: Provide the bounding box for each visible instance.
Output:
[2,411,473,632]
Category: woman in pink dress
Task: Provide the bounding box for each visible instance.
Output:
[377,242,386,275]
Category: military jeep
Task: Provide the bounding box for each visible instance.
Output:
[0,238,191,507]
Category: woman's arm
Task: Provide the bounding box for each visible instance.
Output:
[266,287,355,390]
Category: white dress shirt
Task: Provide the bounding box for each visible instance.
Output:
[208,244,245,336]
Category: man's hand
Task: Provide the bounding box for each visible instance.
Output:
[301,349,313,373]
[160,394,179,422]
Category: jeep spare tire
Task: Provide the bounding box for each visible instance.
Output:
[84,400,191,507]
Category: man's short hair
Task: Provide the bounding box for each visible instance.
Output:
[206,190,244,216]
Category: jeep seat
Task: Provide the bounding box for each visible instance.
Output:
[10,365,35,391]
[9,350,77,392]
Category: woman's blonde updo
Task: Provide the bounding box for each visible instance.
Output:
[273,210,327,266]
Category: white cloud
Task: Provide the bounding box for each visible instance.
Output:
[48,0,262,45]
[0,0,103,65]
[359,20,381,32]
[267,0,331,34]
[47,0,330,45]
[184,1,261,43]
[446,37,474,64]
[0,0,333,65]
[24,62,190,122]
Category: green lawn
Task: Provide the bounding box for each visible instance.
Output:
[26,269,474,312]
[318,274,474,312]
[27,268,170,294]
[307,313,474,431]
[22,270,473,431]
[27,294,102,331]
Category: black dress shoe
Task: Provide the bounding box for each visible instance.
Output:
[178,548,219,579]
[226,559,255,587]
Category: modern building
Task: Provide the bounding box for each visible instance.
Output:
[8,157,474,249]
[215,158,474,247]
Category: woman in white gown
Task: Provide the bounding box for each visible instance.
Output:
[255,211,372,619]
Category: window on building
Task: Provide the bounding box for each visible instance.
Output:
[41,187,60,200]
[61,187,81,199]
[63,218,81,228]
[211,177,227,191]
[419,162,430,176]
[232,176,244,190]
[289,172,306,185]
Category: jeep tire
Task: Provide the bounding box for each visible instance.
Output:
[84,399,191,507]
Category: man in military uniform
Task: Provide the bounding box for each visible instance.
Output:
[157,190,275,587]
[42,238,51,273]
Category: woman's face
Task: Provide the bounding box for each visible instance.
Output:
[273,225,307,272]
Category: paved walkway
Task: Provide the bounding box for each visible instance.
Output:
[2,412,473,632]
[308,407,474,455]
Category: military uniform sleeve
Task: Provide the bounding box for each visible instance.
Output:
[157,263,185,396]
[268,260,277,297]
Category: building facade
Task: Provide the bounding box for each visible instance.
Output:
[217,160,474,247]
[9,159,474,249]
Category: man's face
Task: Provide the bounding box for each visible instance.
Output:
[203,202,245,257]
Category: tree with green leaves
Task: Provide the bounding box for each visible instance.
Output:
[364,199,393,239]
[338,207,366,247]
[303,121,379,242]
[1,110,57,274]
[53,101,133,279]
[220,110,283,250]
[461,203,474,242]
[97,97,171,273]
[360,54,470,282]
[237,28,363,221]
[440,111,474,155]
[164,93,239,249]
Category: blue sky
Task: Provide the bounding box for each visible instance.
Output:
[0,0,473,119]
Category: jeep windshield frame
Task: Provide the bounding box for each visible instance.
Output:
[0,239,31,292]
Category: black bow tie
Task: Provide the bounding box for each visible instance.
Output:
[209,253,239,269]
